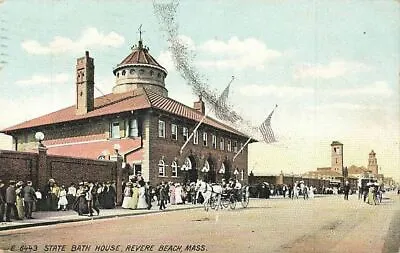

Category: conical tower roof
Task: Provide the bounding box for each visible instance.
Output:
[113,40,167,75]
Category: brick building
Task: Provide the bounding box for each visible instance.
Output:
[1,38,253,185]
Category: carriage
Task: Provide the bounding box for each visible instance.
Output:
[204,185,250,211]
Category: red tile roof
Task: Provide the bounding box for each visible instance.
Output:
[43,133,106,146]
[114,42,166,74]
[2,88,250,138]
[45,138,142,160]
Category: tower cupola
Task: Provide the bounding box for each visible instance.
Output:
[112,32,168,96]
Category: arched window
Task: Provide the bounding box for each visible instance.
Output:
[130,68,135,74]
[150,70,154,76]
[220,137,225,150]
[171,161,178,177]
[158,159,166,177]
[181,157,192,171]
[201,160,210,173]
[219,163,225,174]
[122,70,126,76]
[116,72,120,77]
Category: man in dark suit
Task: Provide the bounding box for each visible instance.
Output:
[343,181,350,200]
[0,180,6,222]
[5,180,19,221]
[23,181,37,219]
[159,182,167,210]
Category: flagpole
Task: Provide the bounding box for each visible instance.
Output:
[180,76,235,155]
[179,113,208,155]
[233,136,252,162]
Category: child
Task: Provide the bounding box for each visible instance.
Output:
[58,185,68,211]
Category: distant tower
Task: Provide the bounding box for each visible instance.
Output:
[331,141,343,173]
[76,51,95,115]
[367,150,378,175]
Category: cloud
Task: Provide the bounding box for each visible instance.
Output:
[15,73,69,86]
[157,51,175,73]
[21,27,125,55]
[294,60,370,79]
[332,81,392,97]
[239,84,314,97]
[198,37,281,70]
[311,102,379,111]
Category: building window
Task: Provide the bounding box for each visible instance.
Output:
[110,121,120,139]
[240,142,243,153]
[233,141,238,153]
[171,161,178,177]
[227,139,231,152]
[171,124,178,140]
[212,134,217,149]
[122,70,126,76]
[193,130,198,145]
[183,127,189,141]
[130,68,135,74]
[133,164,142,175]
[203,132,208,146]
[220,137,224,150]
[158,159,166,177]
[158,120,165,138]
[126,118,139,137]
[150,70,154,76]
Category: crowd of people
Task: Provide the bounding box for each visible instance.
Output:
[0,178,118,221]
[0,179,37,222]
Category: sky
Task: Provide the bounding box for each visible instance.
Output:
[0,0,399,181]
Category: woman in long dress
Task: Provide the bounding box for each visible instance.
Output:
[129,183,139,209]
[175,183,183,204]
[16,182,25,219]
[122,183,132,209]
[367,186,376,205]
[137,183,148,209]
[309,186,315,199]
[169,183,176,205]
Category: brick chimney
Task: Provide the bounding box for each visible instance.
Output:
[76,51,95,115]
[193,96,205,114]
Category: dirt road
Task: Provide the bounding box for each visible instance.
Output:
[1,193,399,253]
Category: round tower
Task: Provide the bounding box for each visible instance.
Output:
[112,39,168,96]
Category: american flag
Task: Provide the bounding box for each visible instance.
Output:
[214,76,234,120]
[259,104,278,143]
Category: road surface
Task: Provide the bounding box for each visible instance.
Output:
[0,193,399,253]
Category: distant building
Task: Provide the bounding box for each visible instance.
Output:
[367,150,378,176]
[331,141,343,173]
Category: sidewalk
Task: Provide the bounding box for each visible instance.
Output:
[0,203,202,231]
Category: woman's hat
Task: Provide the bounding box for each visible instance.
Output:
[16,181,24,187]
[0,179,4,188]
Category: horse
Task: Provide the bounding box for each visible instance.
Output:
[195,180,223,210]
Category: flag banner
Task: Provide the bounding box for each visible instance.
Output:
[259,105,278,143]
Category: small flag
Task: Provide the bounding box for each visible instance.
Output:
[214,76,234,120]
[259,104,278,143]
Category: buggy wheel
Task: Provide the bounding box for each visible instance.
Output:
[229,194,236,210]
[210,196,217,210]
[221,197,229,209]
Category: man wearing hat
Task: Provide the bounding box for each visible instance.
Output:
[0,180,6,222]
[5,180,19,221]
[23,181,37,219]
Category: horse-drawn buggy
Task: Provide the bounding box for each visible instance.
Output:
[196,181,249,211]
